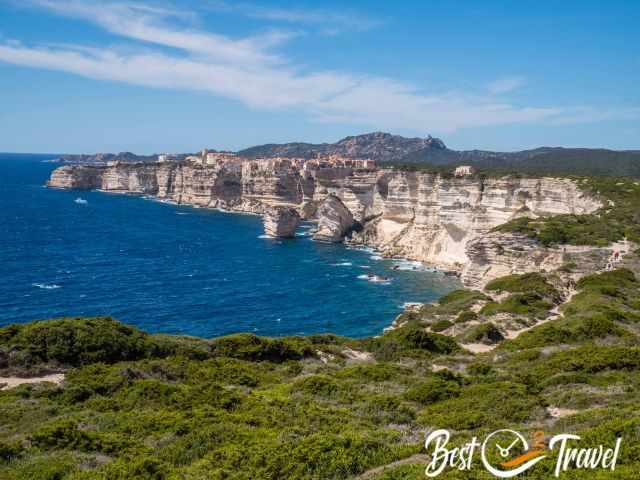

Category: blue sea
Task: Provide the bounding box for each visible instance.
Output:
[0,153,460,338]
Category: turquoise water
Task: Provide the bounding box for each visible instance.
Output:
[0,154,459,338]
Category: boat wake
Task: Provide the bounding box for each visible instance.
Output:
[32,283,61,290]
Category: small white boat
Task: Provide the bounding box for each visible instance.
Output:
[74,197,88,205]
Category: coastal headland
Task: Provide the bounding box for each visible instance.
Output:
[48,150,604,289]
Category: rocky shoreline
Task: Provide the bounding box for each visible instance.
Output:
[47,157,604,289]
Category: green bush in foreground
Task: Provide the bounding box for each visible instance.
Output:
[2,265,640,479]
[0,317,151,369]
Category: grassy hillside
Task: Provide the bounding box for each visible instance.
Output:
[398,147,640,177]
[2,265,640,479]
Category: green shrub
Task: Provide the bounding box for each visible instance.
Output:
[294,375,338,397]
[31,420,125,454]
[0,317,151,367]
[577,268,637,292]
[418,382,544,430]
[485,272,559,299]
[480,293,553,318]
[0,441,22,463]
[462,323,504,344]
[337,363,409,383]
[438,290,487,305]
[504,315,630,350]
[455,311,477,324]
[427,290,488,316]
[210,333,313,362]
[366,322,459,360]
[404,376,461,405]
[430,319,453,332]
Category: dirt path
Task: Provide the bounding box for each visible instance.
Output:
[0,374,65,390]
[354,454,427,480]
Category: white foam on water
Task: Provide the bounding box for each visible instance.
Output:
[370,255,383,261]
[32,283,61,290]
[357,274,391,284]
[175,212,189,215]
[391,260,433,271]
[370,277,391,284]
[402,302,423,309]
[331,262,353,267]
[358,265,371,269]
[258,234,272,239]
[74,197,88,205]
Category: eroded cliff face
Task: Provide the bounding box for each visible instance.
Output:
[460,231,616,288]
[263,207,300,238]
[348,174,602,272]
[48,162,602,286]
[47,165,104,190]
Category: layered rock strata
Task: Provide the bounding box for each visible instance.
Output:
[48,161,602,286]
[461,232,615,288]
[313,195,355,242]
[263,207,300,238]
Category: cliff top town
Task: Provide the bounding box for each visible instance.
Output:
[57,131,640,177]
[176,150,378,172]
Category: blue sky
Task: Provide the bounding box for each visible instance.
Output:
[0,0,638,154]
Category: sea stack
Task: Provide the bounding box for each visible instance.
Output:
[313,195,355,242]
[263,206,300,238]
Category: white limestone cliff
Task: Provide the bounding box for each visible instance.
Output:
[348,174,602,273]
[263,207,300,238]
[47,162,602,287]
[313,195,355,242]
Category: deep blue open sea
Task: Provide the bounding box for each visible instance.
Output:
[0,153,459,338]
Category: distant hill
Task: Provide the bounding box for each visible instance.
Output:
[240,132,640,177]
[56,152,161,164]
[53,132,640,177]
[238,131,448,163]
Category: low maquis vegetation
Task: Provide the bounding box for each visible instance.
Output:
[1,268,640,479]
[2,257,640,479]
[394,273,563,343]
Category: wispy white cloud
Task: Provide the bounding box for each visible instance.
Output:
[1,1,636,134]
[487,76,527,94]
[23,0,292,64]
[205,1,384,33]
[546,106,640,126]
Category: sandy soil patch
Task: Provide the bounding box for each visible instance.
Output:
[0,373,65,390]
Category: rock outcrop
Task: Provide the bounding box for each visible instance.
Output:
[47,165,103,189]
[263,207,300,238]
[313,195,355,242]
[239,132,447,162]
[461,231,625,288]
